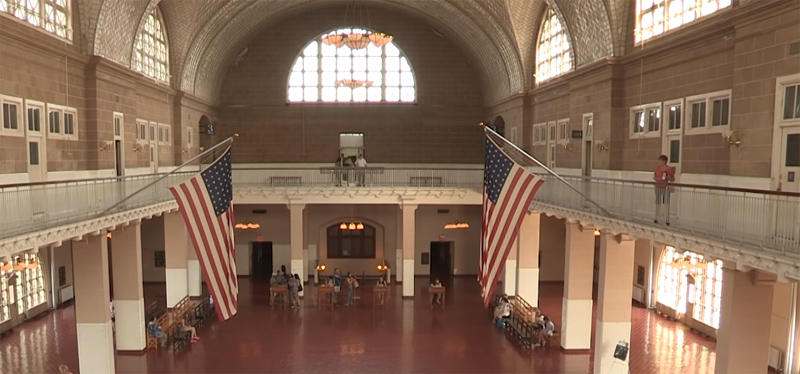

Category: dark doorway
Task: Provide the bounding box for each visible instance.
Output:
[114,140,123,176]
[430,241,454,279]
[251,242,273,278]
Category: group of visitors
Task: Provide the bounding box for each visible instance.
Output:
[334,153,368,186]
[323,268,363,306]
[492,295,556,347]
[270,265,303,308]
[146,316,199,349]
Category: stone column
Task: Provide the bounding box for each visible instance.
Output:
[401,203,417,297]
[715,269,775,374]
[395,207,403,284]
[517,211,540,306]
[561,221,596,350]
[503,238,518,296]
[111,222,145,351]
[593,234,635,374]
[164,212,189,308]
[73,232,114,374]
[289,203,305,297]
[187,240,202,297]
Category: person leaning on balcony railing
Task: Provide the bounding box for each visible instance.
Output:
[654,155,676,226]
[355,153,368,186]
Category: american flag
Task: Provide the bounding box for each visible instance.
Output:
[169,149,238,321]
[480,136,544,307]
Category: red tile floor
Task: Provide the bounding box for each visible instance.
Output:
[0,278,716,373]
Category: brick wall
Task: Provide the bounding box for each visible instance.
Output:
[216,6,486,164]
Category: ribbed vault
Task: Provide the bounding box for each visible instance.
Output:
[75,0,623,104]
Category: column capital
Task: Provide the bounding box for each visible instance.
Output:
[287,201,306,210]
[400,202,418,211]
[610,233,634,243]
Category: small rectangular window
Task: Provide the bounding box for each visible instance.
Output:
[3,103,19,130]
[711,98,729,126]
[691,102,706,128]
[29,142,39,165]
[114,117,121,136]
[647,108,661,133]
[48,111,61,134]
[633,111,644,134]
[27,107,41,132]
[149,125,156,141]
[786,134,800,167]
[784,85,800,120]
[669,140,680,163]
[667,104,681,130]
[64,112,75,135]
[137,122,147,141]
[549,124,556,141]
[187,127,194,145]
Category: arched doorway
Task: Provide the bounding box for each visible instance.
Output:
[492,115,505,136]
[656,246,723,336]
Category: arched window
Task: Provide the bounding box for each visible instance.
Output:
[133,8,169,82]
[327,223,376,259]
[535,8,572,84]
[0,0,71,40]
[288,27,416,103]
[657,247,723,329]
[635,0,732,43]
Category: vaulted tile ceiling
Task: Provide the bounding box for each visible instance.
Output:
[75,0,628,104]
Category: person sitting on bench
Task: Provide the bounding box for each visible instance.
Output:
[536,316,555,347]
[177,319,200,343]
[147,317,168,349]
[492,295,511,325]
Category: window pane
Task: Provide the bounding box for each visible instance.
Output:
[669,140,680,163]
[385,43,400,57]
[385,72,400,87]
[352,87,367,102]
[536,9,572,83]
[289,87,304,102]
[336,87,351,102]
[367,87,381,102]
[400,87,415,102]
[400,72,414,86]
[785,134,800,167]
[304,72,318,87]
[321,87,336,102]
[386,87,400,102]
[385,57,400,72]
[668,104,681,130]
[29,142,39,165]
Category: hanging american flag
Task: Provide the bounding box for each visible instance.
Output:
[169,149,238,321]
[480,136,544,307]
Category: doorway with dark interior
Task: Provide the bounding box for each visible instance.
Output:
[251,241,273,278]
[430,241,454,284]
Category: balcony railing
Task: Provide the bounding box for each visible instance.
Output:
[232,167,484,189]
[0,172,196,240]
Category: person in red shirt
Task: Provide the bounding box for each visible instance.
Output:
[654,155,676,225]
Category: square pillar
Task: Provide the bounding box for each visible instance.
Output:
[395,208,403,284]
[187,242,202,297]
[111,222,145,351]
[561,222,595,350]
[289,203,305,297]
[517,211,540,306]
[73,232,114,374]
[715,269,775,374]
[594,234,635,374]
[401,203,417,297]
[503,238,518,296]
[164,212,189,308]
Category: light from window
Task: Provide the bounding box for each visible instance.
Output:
[0,0,70,40]
[648,108,661,132]
[133,8,169,82]
[633,110,645,134]
[3,102,18,130]
[784,85,800,120]
[667,103,681,130]
[287,28,416,103]
[536,9,572,84]
[657,247,723,329]
[636,0,732,43]
[64,112,74,135]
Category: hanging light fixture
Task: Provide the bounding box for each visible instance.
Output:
[444,221,470,230]
[235,221,261,230]
[334,79,374,89]
[340,222,348,230]
[594,229,601,237]
[27,260,39,270]
[13,259,26,271]
[348,222,357,230]
[106,232,112,239]
[341,205,364,231]
[356,222,364,230]
[0,261,11,272]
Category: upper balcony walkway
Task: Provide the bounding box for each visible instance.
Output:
[1,165,798,280]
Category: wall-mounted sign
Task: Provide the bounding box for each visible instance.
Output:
[571,130,583,139]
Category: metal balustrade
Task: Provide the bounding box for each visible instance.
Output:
[0,172,195,239]
[2,166,800,261]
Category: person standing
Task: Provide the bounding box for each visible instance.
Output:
[654,155,676,225]
[355,153,368,186]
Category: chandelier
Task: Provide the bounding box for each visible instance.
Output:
[321,31,393,50]
[669,253,707,271]
[335,79,374,89]
[235,221,261,230]
[444,221,470,230]
[340,221,365,231]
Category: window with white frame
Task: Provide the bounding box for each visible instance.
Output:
[0,95,23,136]
[46,104,78,140]
[113,112,124,139]
[136,120,147,142]
[548,122,557,143]
[287,27,416,103]
[0,0,71,40]
[782,83,800,121]
[25,100,44,133]
[532,123,547,145]
[664,99,683,133]
[509,127,518,145]
[686,90,731,133]
[149,122,157,143]
[557,119,569,142]
[133,8,169,82]
[536,8,573,84]
[635,0,732,43]
[158,124,171,146]
[631,103,662,138]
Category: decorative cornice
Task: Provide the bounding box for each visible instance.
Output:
[532,202,800,283]
[0,202,178,258]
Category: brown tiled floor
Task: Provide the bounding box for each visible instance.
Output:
[0,278,716,373]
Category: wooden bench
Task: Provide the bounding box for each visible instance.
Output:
[429,287,446,309]
[171,296,192,322]
[317,286,335,310]
[373,286,388,310]
[144,301,163,322]
[513,296,537,323]
[504,305,534,349]
[270,286,289,307]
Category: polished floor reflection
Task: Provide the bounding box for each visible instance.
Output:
[0,279,715,373]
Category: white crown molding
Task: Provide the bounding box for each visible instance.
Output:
[233,187,483,205]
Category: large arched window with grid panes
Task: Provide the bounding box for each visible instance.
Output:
[535,8,572,84]
[288,27,416,103]
[0,0,71,40]
[132,7,169,82]
[635,0,732,43]
[657,247,723,329]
